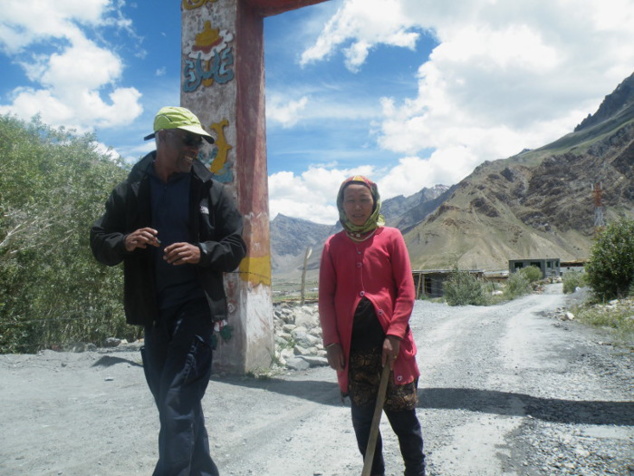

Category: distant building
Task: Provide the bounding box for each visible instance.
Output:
[413,269,484,299]
[560,260,586,274]
[508,258,560,278]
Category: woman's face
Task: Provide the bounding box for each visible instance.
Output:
[342,183,374,227]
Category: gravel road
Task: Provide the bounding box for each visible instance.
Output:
[1,284,632,476]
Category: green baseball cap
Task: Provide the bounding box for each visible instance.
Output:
[143,106,214,143]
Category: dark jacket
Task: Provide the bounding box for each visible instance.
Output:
[90,152,247,326]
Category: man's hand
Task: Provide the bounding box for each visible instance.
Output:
[163,242,201,265]
[326,343,345,371]
[382,335,401,370]
[124,228,160,252]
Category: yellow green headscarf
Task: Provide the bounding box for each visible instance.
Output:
[336,175,385,236]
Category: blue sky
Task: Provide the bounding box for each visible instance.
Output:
[1,0,633,224]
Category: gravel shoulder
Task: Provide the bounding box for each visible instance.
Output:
[1,284,632,476]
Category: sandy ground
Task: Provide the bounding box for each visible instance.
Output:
[1,284,632,476]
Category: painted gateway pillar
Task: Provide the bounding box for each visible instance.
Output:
[181,0,328,373]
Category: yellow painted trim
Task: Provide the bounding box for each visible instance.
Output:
[239,255,272,286]
[182,0,218,10]
[209,118,233,174]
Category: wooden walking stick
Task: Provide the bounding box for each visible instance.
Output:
[361,363,391,476]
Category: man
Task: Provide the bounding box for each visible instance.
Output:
[91,106,247,476]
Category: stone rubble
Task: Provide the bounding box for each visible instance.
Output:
[98,302,328,371]
[273,301,328,371]
[551,307,576,321]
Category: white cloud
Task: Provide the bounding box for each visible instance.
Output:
[263,0,634,224]
[301,0,421,71]
[378,150,474,200]
[0,0,142,133]
[269,165,376,224]
[292,0,634,221]
[267,95,309,128]
[0,0,110,54]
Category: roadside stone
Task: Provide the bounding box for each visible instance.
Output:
[274,303,325,371]
[285,356,310,371]
[294,305,320,329]
[104,337,122,347]
[300,355,328,367]
[293,344,312,356]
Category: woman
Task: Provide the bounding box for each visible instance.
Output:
[318,175,426,476]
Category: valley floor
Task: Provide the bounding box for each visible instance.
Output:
[1,284,632,475]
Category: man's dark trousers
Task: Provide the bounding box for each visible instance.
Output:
[142,298,218,476]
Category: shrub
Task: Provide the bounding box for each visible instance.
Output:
[520,265,542,283]
[444,270,488,306]
[504,271,531,299]
[0,115,135,353]
[585,219,634,301]
[563,271,586,294]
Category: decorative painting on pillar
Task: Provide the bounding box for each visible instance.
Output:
[182,19,234,92]
[181,0,236,184]
[182,0,218,10]
[197,117,234,183]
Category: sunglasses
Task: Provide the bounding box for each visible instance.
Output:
[167,130,204,148]
[181,133,204,148]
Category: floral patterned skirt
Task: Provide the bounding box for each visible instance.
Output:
[348,346,418,411]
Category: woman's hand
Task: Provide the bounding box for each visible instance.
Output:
[326,343,345,371]
[382,335,401,369]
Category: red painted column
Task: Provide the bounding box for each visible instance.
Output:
[181,0,328,374]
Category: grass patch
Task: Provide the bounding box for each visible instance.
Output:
[570,298,634,348]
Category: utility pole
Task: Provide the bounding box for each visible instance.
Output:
[300,247,312,306]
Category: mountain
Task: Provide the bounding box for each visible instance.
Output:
[404,71,634,271]
[381,184,453,233]
[269,214,333,283]
[270,71,634,280]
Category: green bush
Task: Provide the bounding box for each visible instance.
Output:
[519,266,542,283]
[563,271,586,294]
[0,115,137,353]
[585,219,634,301]
[443,270,488,306]
[504,271,531,299]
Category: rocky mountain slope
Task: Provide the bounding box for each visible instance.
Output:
[270,214,333,282]
[405,71,634,271]
[271,71,634,280]
[381,184,452,233]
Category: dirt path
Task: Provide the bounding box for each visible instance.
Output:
[1,285,632,475]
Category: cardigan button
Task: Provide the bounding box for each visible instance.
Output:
[356,262,362,268]
[360,291,365,297]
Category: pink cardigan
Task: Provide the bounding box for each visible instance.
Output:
[318,226,420,393]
